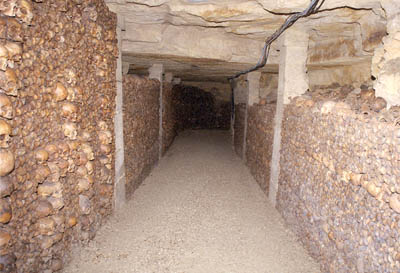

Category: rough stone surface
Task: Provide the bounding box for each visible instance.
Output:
[277,86,400,272]
[246,103,276,194]
[123,75,159,195]
[1,1,118,272]
[106,0,385,82]
[372,1,400,107]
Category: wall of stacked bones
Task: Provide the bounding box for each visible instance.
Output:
[162,82,176,155]
[123,80,230,193]
[233,103,246,158]
[0,0,118,272]
[276,84,400,272]
[245,103,276,195]
[123,75,160,195]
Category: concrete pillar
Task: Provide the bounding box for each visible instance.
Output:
[232,76,248,158]
[165,72,173,83]
[247,71,261,106]
[372,1,400,107]
[149,64,164,81]
[269,29,309,206]
[242,71,261,162]
[148,64,164,161]
[114,15,126,210]
[122,62,130,75]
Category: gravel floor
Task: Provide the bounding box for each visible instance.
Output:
[63,130,320,273]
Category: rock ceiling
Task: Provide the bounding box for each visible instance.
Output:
[105,0,387,82]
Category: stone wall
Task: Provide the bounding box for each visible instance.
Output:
[277,87,400,272]
[245,103,275,194]
[233,103,246,158]
[123,75,159,195]
[0,0,117,272]
[162,82,176,155]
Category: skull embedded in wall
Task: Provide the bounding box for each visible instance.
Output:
[62,122,77,140]
[0,176,13,198]
[66,87,75,101]
[81,143,94,161]
[98,130,112,145]
[65,69,77,86]
[61,102,77,120]
[7,18,23,42]
[75,152,88,166]
[0,120,12,148]
[80,131,91,142]
[99,144,111,155]
[0,45,8,71]
[321,101,336,115]
[53,83,68,102]
[0,149,14,176]
[0,68,18,96]
[0,198,11,224]
[0,94,13,119]
[35,149,49,163]
[15,0,33,25]
[98,121,108,131]
[4,42,22,64]
[0,0,17,17]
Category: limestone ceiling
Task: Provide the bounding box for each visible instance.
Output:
[105,0,386,81]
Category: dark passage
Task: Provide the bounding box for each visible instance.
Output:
[173,85,231,131]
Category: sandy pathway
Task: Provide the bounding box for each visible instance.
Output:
[63,130,320,273]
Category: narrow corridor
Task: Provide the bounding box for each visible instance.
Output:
[64,130,319,273]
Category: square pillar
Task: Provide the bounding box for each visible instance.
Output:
[114,15,126,210]
[149,64,164,81]
[122,62,130,75]
[165,72,173,83]
[247,71,261,106]
[232,76,248,159]
[269,29,309,206]
[242,71,261,162]
[148,64,164,161]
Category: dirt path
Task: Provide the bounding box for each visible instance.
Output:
[63,130,320,273]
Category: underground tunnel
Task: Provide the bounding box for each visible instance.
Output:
[0,0,400,272]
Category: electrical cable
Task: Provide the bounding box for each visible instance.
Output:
[228,0,323,80]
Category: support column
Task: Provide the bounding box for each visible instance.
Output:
[269,29,309,206]
[372,1,400,107]
[243,72,261,162]
[148,64,164,161]
[114,15,126,210]
[122,62,130,75]
[165,72,173,83]
[232,76,248,158]
[247,72,261,106]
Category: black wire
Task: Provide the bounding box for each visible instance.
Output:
[228,0,322,80]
